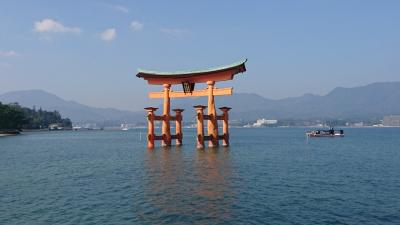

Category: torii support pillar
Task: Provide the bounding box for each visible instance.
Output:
[219,107,231,147]
[145,107,158,149]
[173,109,184,146]
[194,105,206,149]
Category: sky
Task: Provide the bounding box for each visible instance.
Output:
[1,0,400,111]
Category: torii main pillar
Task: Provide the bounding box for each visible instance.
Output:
[161,84,171,146]
[207,81,219,147]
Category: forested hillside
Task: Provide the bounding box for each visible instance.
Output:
[0,102,72,130]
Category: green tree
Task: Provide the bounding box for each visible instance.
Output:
[0,102,26,130]
[0,102,72,130]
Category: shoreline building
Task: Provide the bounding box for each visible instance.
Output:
[253,118,278,127]
[244,118,278,127]
[383,115,400,127]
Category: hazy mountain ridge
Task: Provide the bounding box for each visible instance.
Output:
[170,82,400,120]
[1,82,400,123]
[0,90,144,123]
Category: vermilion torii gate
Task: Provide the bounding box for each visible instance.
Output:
[136,59,247,149]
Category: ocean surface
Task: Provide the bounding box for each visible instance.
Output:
[1,128,399,225]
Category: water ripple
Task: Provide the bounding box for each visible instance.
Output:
[0,129,400,224]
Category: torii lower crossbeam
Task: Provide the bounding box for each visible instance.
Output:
[149,87,233,99]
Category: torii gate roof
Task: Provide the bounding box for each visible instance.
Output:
[136,59,247,85]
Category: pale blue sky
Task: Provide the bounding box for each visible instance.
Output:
[1,0,399,111]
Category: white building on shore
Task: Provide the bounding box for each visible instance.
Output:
[245,118,278,127]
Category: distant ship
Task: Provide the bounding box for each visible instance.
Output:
[120,123,129,131]
[306,127,344,137]
[72,126,82,131]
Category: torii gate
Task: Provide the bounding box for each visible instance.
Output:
[136,59,247,149]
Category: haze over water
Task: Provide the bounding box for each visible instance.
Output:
[1,128,399,224]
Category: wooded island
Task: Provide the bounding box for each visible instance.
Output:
[0,102,72,134]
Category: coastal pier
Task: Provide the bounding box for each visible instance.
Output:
[136,59,247,149]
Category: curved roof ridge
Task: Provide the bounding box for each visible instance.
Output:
[137,59,247,77]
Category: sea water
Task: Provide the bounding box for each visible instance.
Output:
[1,128,399,224]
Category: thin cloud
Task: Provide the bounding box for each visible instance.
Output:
[0,50,18,57]
[113,5,129,13]
[103,4,129,13]
[130,21,143,31]
[100,28,116,41]
[34,18,81,34]
[160,28,190,38]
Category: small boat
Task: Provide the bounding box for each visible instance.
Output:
[120,123,129,131]
[72,126,82,131]
[306,127,344,137]
[0,130,20,136]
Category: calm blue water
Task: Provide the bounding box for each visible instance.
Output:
[1,128,400,224]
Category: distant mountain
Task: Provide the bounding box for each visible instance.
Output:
[169,81,400,120]
[1,82,400,123]
[0,90,144,123]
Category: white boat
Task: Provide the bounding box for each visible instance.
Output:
[72,126,82,131]
[120,123,129,131]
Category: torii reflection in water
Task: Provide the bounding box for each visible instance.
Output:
[134,147,235,223]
